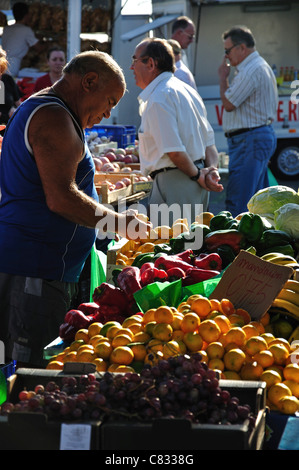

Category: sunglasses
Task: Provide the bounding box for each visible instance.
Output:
[224,44,239,55]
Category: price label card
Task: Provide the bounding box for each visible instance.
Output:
[60,423,92,450]
[210,250,293,319]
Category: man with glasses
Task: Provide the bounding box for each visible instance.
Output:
[171,16,195,67]
[131,38,223,227]
[218,26,278,217]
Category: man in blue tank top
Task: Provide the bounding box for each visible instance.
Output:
[0,50,150,368]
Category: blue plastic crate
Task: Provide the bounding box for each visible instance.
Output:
[1,361,16,379]
[85,124,136,148]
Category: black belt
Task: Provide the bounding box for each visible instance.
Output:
[225,124,269,138]
[150,159,204,180]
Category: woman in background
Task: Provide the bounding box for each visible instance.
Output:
[33,46,65,93]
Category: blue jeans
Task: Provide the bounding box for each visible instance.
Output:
[226,125,277,217]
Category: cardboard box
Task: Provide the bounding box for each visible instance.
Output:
[0,365,102,450]
[101,380,267,450]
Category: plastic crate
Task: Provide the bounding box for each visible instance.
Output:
[1,361,16,380]
[85,125,136,148]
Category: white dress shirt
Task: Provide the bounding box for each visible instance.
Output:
[174,59,197,90]
[223,51,278,132]
[137,72,215,176]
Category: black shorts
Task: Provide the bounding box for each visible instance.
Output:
[0,274,78,367]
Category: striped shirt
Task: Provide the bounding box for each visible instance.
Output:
[223,51,278,132]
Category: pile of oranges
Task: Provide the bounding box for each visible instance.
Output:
[47,294,299,415]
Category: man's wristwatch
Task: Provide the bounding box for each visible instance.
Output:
[190,168,201,181]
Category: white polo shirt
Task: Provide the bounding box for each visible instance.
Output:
[137,72,215,176]
[2,23,39,77]
[223,51,278,133]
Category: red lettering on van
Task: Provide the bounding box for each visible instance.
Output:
[277,100,284,122]
[289,100,298,121]
[215,104,224,125]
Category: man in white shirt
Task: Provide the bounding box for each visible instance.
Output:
[168,39,197,90]
[1,2,43,77]
[218,26,278,217]
[131,38,223,226]
[171,16,195,68]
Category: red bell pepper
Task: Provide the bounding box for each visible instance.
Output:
[77,302,100,316]
[140,262,155,274]
[175,249,194,264]
[181,267,220,286]
[59,322,77,343]
[116,266,142,300]
[92,282,129,310]
[64,309,92,329]
[194,253,222,271]
[166,267,186,282]
[154,254,193,273]
[141,266,168,286]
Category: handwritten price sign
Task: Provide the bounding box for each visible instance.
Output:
[210,250,293,319]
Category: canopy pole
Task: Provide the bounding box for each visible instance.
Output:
[67,0,82,62]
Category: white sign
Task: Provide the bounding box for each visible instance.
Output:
[121,0,152,16]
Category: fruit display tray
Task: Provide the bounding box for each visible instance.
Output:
[101,380,267,450]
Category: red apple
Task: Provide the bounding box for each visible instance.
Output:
[99,156,110,164]
[121,177,131,186]
[124,155,133,164]
[115,180,126,189]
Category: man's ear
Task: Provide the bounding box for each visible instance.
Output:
[82,71,98,91]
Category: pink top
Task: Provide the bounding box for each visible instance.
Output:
[33,73,52,93]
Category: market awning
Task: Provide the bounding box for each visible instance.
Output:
[121,14,178,42]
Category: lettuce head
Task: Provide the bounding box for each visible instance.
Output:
[247,185,299,225]
[274,203,299,239]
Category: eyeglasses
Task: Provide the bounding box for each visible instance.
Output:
[224,44,239,55]
[181,31,195,40]
[131,56,149,66]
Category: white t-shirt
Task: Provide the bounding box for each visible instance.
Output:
[137,72,215,176]
[174,59,197,90]
[2,23,39,77]
[223,51,278,132]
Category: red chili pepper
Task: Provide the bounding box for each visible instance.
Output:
[194,253,222,271]
[154,254,193,273]
[141,267,168,286]
[166,267,186,282]
[64,309,92,329]
[116,266,142,300]
[92,282,129,309]
[181,267,220,286]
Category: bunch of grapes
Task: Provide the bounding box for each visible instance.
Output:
[0,353,256,428]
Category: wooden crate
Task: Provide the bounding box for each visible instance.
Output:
[94,173,134,204]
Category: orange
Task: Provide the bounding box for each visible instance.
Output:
[199,349,208,363]
[112,334,132,348]
[147,338,164,353]
[260,369,282,388]
[268,337,291,352]
[46,360,64,370]
[69,339,85,351]
[133,331,151,343]
[206,341,225,359]
[197,319,221,343]
[261,332,276,345]
[154,306,174,324]
[130,343,147,362]
[106,324,122,340]
[235,308,251,325]
[77,344,94,354]
[268,343,289,366]
[74,328,89,343]
[228,313,245,327]
[116,328,134,340]
[171,313,184,330]
[142,309,157,324]
[244,336,268,356]
[180,312,201,333]
[268,383,292,407]
[88,322,103,338]
[89,334,105,347]
[107,363,120,372]
[223,348,246,372]
[267,365,284,379]
[249,321,265,335]
[114,365,136,373]
[172,329,185,341]
[62,351,77,363]
[209,299,221,312]
[260,311,270,326]
[283,363,299,383]
[240,362,263,380]
[223,327,246,348]
[222,370,241,380]
[100,321,122,336]
[162,340,181,359]
[122,316,141,329]
[208,357,225,372]
[144,321,157,336]
[242,324,259,339]
[219,298,235,316]
[76,349,96,363]
[126,322,143,335]
[177,340,187,354]
[213,315,231,334]
[283,379,299,398]
[110,345,134,365]
[93,357,108,372]
[186,294,204,305]
[253,349,274,368]
[94,340,113,360]
[278,396,299,415]
[144,351,163,366]
[177,302,191,313]
[183,331,203,352]
[152,323,173,342]
[190,297,212,318]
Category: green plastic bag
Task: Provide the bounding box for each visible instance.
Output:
[90,245,107,301]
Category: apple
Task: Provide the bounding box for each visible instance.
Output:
[121,167,132,173]
[124,155,133,164]
[121,177,131,186]
[93,157,103,171]
[131,154,139,163]
[116,148,126,155]
[115,180,126,189]
[115,153,125,162]
[99,156,110,164]
[101,162,116,172]
[105,151,117,162]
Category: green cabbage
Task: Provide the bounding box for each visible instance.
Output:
[274,203,299,239]
[247,185,299,224]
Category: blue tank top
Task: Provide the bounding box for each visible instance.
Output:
[0,93,98,282]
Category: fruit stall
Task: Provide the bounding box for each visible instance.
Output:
[1,174,299,450]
